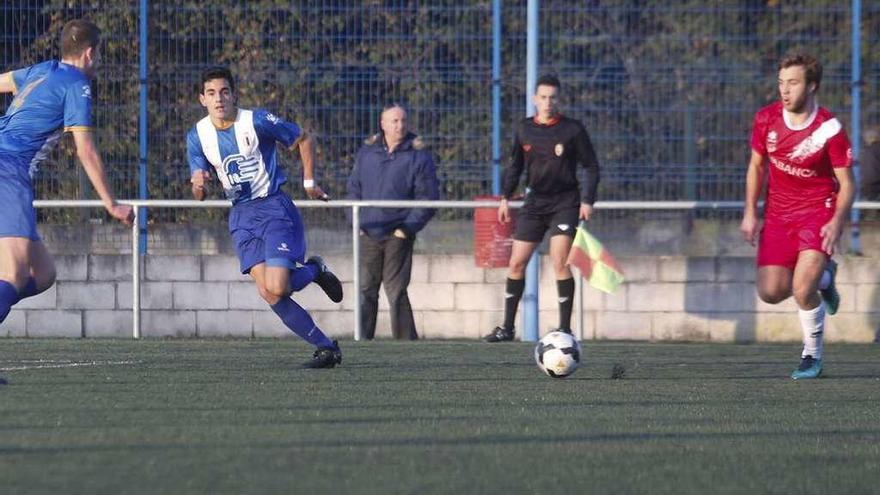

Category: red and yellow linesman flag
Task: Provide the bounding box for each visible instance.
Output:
[566,223,624,293]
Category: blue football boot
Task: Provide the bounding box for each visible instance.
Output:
[791,355,823,380]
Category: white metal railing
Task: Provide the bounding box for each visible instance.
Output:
[34,199,880,340]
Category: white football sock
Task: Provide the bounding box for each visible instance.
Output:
[819,269,831,290]
[798,302,825,359]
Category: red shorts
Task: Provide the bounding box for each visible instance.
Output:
[757,210,832,269]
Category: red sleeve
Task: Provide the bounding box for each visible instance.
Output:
[749,111,767,156]
[828,128,852,168]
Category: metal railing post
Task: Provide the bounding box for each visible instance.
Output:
[138,0,149,254]
[131,205,141,339]
[849,0,863,254]
[491,0,502,195]
[352,205,362,341]
[522,0,540,342]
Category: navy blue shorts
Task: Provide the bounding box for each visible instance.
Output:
[0,159,39,241]
[229,192,306,274]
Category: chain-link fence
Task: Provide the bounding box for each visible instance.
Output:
[3,1,877,254]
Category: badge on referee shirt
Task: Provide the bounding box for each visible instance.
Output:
[554,143,564,156]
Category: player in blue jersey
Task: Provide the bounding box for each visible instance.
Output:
[187,67,344,369]
[0,19,133,327]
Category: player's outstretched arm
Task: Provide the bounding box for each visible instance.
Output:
[71,130,134,225]
[293,132,329,201]
[0,72,15,94]
[740,150,765,246]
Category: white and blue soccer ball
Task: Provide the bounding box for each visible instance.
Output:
[534,331,582,378]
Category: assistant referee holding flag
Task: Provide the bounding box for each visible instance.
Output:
[485,74,600,342]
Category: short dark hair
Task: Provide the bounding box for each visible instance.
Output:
[61,19,101,58]
[535,74,561,92]
[779,53,822,91]
[381,102,407,114]
[200,66,235,94]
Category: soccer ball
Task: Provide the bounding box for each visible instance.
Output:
[534,331,582,378]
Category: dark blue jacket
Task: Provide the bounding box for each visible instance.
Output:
[347,132,440,240]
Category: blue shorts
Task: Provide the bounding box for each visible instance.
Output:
[0,159,39,241]
[229,192,306,274]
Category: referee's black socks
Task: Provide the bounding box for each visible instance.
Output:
[557,277,575,332]
[502,278,525,331]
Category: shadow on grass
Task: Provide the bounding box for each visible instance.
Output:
[0,414,489,432]
[2,428,879,456]
[4,395,879,418]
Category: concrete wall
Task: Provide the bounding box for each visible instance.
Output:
[3,254,878,342]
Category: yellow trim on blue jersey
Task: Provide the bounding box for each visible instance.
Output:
[9,76,48,112]
[64,126,93,133]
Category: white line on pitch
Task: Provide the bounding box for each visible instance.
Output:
[0,360,137,371]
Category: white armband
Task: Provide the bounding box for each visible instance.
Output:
[303,179,315,188]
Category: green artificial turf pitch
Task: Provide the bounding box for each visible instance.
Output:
[1,339,879,495]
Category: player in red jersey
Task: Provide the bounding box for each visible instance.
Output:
[740,54,855,380]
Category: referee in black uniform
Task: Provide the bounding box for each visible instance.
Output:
[485,74,600,342]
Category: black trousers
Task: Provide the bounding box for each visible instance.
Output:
[360,234,417,340]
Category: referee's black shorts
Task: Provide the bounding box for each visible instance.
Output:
[513,206,579,243]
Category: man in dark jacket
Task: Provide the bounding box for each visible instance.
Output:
[347,104,440,339]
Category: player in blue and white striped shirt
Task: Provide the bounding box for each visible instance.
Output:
[0,20,133,327]
[187,67,343,368]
